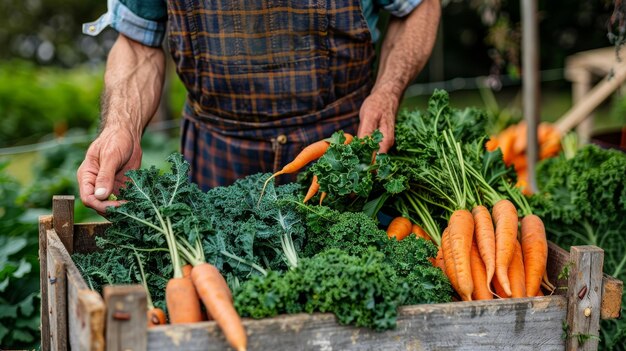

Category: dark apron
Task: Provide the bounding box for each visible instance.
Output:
[167,0,375,190]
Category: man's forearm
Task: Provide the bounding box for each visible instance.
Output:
[101,34,166,138]
[374,0,441,99]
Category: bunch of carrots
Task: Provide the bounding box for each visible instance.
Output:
[438,199,554,301]
[387,198,553,301]
[388,129,555,302]
[486,121,561,194]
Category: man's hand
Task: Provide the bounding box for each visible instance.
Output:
[357,89,400,153]
[77,127,142,215]
[359,0,440,153]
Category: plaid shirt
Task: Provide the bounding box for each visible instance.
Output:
[83,0,415,189]
[83,0,424,46]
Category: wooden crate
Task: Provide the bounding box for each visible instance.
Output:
[39,196,623,351]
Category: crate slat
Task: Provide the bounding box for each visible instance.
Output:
[39,214,53,351]
[47,242,67,350]
[53,195,75,254]
[566,246,603,350]
[74,222,110,254]
[147,297,567,351]
[104,285,147,351]
[48,229,105,351]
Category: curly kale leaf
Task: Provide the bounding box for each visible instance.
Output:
[382,236,452,305]
[300,206,452,305]
[73,248,170,311]
[203,173,307,283]
[530,144,626,349]
[104,153,212,251]
[310,130,382,198]
[302,207,387,258]
[235,248,407,331]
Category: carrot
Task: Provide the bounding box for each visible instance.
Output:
[485,136,499,152]
[513,121,527,155]
[303,175,320,203]
[431,246,445,272]
[165,277,203,324]
[471,205,495,287]
[492,272,507,298]
[498,126,517,165]
[447,210,475,301]
[492,199,518,297]
[302,134,353,204]
[191,263,247,351]
[387,217,413,241]
[147,307,167,327]
[469,242,492,300]
[262,132,354,199]
[536,289,544,297]
[411,223,431,242]
[520,214,548,297]
[509,240,527,298]
[441,227,461,295]
[318,191,327,205]
[182,264,193,278]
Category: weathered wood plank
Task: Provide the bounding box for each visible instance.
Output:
[48,229,105,351]
[47,243,67,351]
[53,195,75,254]
[39,215,53,351]
[547,241,573,295]
[547,242,622,320]
[74,222,110,254]
[566,246,603,350]
[601,276,623,319]
[148,297,567,351]
[104,285,147,351]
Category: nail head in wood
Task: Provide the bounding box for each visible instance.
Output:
[584,308,592,317]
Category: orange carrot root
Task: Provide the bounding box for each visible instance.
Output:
[147,308,167,327]
[492,199,518,297]
[470,240,493,300]
[448,210,475,301]
[166,277,203,324]
[191,263,246,351]
[521,214,548,297]
[387,217,413,241]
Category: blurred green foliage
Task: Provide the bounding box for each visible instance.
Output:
[0,161,42,349]
[0,61,103,147]
[0,0,110,66]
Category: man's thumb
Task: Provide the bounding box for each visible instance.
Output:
[94,161,117,200]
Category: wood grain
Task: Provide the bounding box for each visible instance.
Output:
[39,215,53,351]
[48,229,105,351]
[148,297,568,351]
[566,246,603,350]
[104,285,147,351]
[53,195,75,254]
[47,243,67,351]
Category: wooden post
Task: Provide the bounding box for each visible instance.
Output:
[572,71,594,144]
[39,215,54,351]
[566,246,604,350]
[47,245,68,351]
[53,195,75,254]
[104,285,147,351]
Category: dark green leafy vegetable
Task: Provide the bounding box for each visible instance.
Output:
[234,248,407,331]
[202,173,307,288]
[531,145,626,349]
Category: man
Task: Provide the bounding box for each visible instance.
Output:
[78,0,441,214]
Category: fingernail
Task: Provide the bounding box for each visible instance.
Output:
[95,188,107,197]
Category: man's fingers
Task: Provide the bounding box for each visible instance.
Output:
[94,154,123,200]
[378,117,395,154]
[357,106,378,138]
